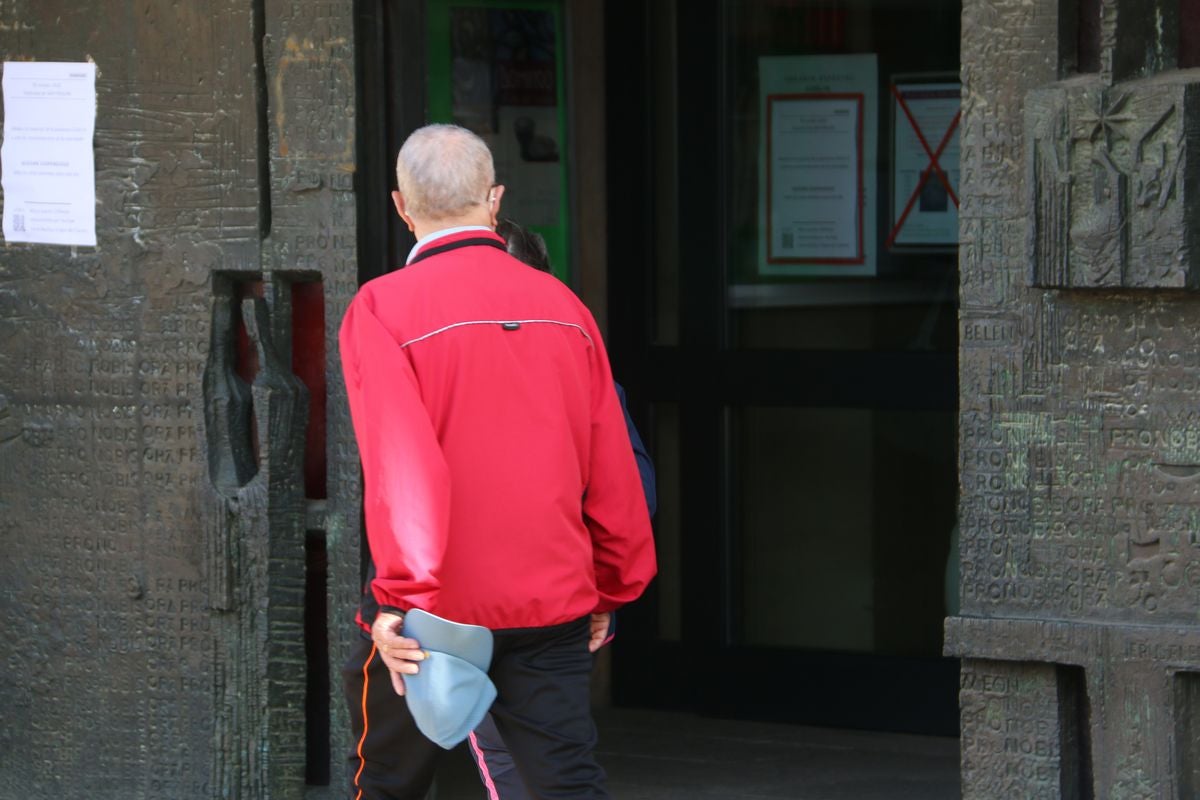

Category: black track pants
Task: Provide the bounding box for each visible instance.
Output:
[343,616,609,800]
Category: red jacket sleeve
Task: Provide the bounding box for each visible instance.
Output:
[339,293,449,613]
[581,315,658,612]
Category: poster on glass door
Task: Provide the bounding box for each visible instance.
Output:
[888,77,960,250]
[758,54,877,276]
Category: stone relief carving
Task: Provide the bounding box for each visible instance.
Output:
[1029,78,1194,289]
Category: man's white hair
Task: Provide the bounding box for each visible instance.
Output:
[396,124,495,220]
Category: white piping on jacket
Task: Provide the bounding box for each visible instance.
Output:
[399,319,594,350]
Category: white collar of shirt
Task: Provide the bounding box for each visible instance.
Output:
[406,225,495,265]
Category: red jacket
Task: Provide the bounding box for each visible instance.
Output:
[339,230,656,630]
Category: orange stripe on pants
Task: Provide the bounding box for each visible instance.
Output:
[353,643,378,800]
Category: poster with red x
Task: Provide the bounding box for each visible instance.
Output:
[888,78,960,249]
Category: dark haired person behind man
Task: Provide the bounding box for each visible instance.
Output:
[495,218,552,271]
[339,124,656,799]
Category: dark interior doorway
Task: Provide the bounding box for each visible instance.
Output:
[604,0,962,736]
[354,0,963,736]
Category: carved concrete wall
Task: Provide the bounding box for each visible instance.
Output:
[948,1,1200,797]
[0,2,361,798]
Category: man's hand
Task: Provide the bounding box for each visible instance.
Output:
[371,611,427,696]
[587,612,612,653]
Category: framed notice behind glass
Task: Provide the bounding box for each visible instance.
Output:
[758,54,878,277]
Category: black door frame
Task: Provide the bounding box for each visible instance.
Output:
[355,0,424,286]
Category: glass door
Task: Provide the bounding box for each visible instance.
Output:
[607,0,962,735]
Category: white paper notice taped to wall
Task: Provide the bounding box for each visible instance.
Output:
[2,61,97,247]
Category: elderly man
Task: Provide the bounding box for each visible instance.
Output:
[339,123,656,800]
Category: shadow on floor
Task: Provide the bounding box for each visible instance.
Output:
[429,707,962,800]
